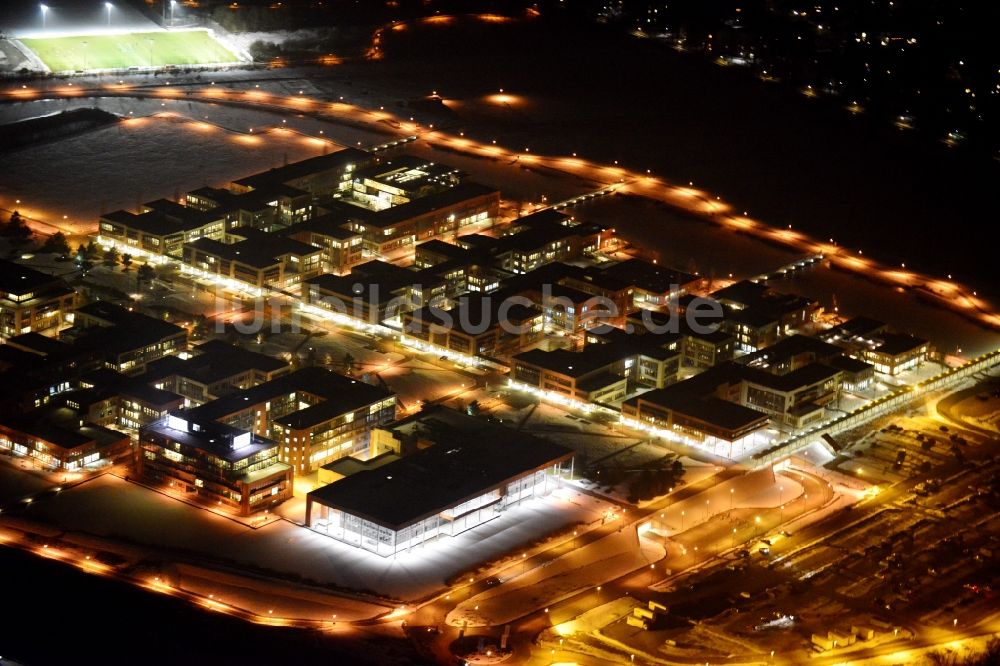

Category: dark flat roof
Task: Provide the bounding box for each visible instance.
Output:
[233,148,371,190]
[102,205,220,236]
[185,234,319,269]
[321,452,400,476]
[828,316,887,339]
[2,409,128,451]
[5,332,71,356]
[514,345,631,379]
[308,410,572,529]
[408,295,539,335]
[740,363,841,392]
[873,333,928,356]
[415,239,472,261]
[0,259,64,296]
[508,209,571,229]
[305,261,417,301]
[741,334,843,366]
[455,234,499,251]
[602,258,698,293]
[186,367,393,428]
[624,387,768,435]
[72,303,186,353]
[118,382,183,408]
[724,305,779,328]
[626,310,732,345]
[143,413,276,463]
[186,186,282,213]
[495,221,592,253]
[712,280,769,305]
[282,214,361,240]
[826,354,874,375]
[183,340,288,382]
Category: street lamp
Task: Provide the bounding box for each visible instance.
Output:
[105,2,113,26]
[40,4,49,30]
[730,487,735,510]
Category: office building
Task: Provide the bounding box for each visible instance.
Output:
[138,412,293,515]
[305,408,574,556]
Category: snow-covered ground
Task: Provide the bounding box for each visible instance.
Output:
[0,461,60,505]
[18,474,612,601]
[0,108,340,234]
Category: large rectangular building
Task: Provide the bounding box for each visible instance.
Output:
[306,408,574,556]
[182,228,324,290]
[185,367,396,474]
[0,259,76,341]
[327,182,500,256]
[138,412,293,516]
[512,334,681,406]
[140,340,290,405]
[229,148,371,197]
[0,409,131,471]
[65,301,188,375]
[98,199,226,260]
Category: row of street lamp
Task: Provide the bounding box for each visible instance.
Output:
[39,1,178,30]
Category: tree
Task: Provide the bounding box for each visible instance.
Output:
[137,263,154,285]
[190,314,208,340]
[343,352,354,375]
[121,253,133,271]
[102,246,119,267]
[1,210,33,243]
[40,231,71,255]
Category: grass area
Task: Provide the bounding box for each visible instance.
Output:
[21,30,239,71]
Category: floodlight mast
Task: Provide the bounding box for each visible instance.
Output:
[40,4,49,31]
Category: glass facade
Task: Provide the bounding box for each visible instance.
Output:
[309,464,563,556]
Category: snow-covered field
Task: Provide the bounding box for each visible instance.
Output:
[21,474,611,601]
[0,108,339,233]
[0,461,59,505]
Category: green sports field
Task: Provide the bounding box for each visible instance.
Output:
[21,30,239,72]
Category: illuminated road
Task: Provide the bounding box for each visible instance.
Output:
[2,79,998,332]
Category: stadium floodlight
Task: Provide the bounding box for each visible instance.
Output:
[170,0,177,21]
[105,2,113,27]
[40,4,49,30]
